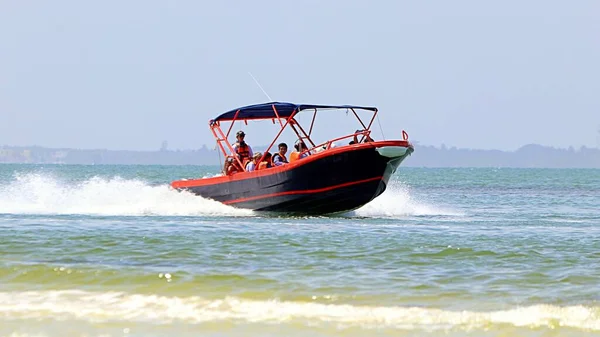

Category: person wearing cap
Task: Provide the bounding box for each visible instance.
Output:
[245,152,262,172]
[232,130,253,163]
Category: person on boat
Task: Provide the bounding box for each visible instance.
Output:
[223,157,233,175]
[245,152,262,172]
[289,140,310,162]
[298,141,310,159]
[232,130,253,163]
[349,129,374,145]
[272,143,288,166]
[257,152,273,170]
[223,157,241,175]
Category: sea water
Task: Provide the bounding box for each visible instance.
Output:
[0,164,599,337]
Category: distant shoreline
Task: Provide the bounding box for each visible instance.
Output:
[1,144,599,168]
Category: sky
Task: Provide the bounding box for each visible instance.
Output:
[1,0,599,151]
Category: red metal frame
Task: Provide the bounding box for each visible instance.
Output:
[211,121,246,171]
[256,110,298,165]
[350,108,368,131]
[272,104,284,128]
[308,129,373,152]
[292,120,316,148]
[225,110,241,139]
[209,106,390,174]
[366,109,378,134]
[308,108,317,136]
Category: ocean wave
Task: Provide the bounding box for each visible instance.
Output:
[0,290,598,331]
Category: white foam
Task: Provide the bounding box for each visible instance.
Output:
[0,173,251,217]
[352,182,463,218]
[0,290,598,331]
[0,173,460,219]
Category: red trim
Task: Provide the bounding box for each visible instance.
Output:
[293,120,316,148]
[366,108,378,135]
[350,108,368,131]
[310,129,372,151]
[272,104,284,128]
[308,109,317,135]
[225,110,240,139]
[222,176,383,205]
[212,122,245,171]
[171,140,412,189]
[258,110,296,165]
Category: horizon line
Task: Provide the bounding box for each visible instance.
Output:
[1,143,599,153]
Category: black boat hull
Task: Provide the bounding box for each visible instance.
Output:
[173,142,413,215]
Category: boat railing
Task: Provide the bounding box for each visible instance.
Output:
[302,129,373,156]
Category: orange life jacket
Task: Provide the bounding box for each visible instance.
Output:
[257,161,272,170]
[225,158,242,175]
[226,165,239,175]
[289,151,300,162]
[241,158,250,170]
[235,142,250,161]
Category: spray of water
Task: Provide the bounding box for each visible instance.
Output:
[0,173,251,217]
[351,181,463,218]
[0,173,459,218]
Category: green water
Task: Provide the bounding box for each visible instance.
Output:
[1,165,599,336]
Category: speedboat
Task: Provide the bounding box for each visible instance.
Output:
[171,102,414,215]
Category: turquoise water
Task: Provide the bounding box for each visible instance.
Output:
[1,164,599,336]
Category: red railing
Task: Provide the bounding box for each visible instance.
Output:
[299,129,374,157]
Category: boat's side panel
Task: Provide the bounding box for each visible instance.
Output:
[231,178,387,214]
[171,140,411,189]
[178,145,412,214]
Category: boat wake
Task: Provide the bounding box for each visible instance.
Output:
[0,173,251,217]
[351,182,463,218]
[0,173,458,219]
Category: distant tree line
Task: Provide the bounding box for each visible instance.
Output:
[0,145,219,165]
[404,144,600,168]
[1,144,599,168]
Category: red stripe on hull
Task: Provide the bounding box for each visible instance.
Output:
[223,176,383,205]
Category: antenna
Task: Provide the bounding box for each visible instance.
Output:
[248,72,272,101]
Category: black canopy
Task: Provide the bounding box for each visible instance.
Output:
[211,102,377,123]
